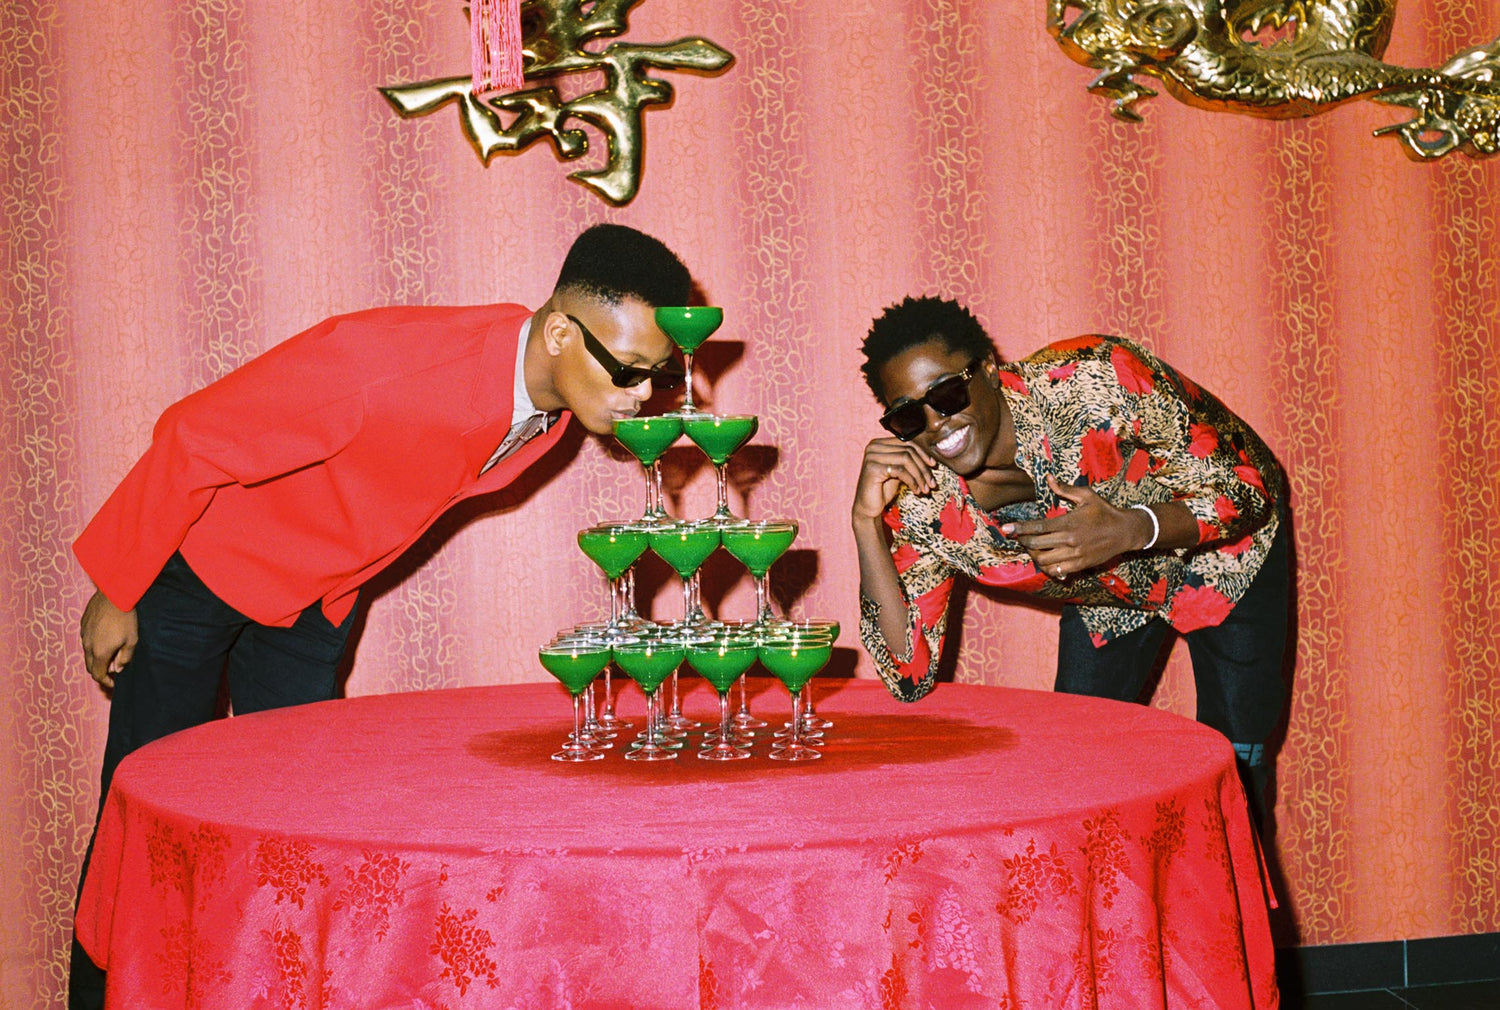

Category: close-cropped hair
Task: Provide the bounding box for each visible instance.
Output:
[860,296,997,400]
[555,223,692,308]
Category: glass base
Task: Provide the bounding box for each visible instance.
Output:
[768,742,821,761]
[698,742,752,761]
[624,744,677,761]
[732,712,768,730]
[552,746,604,762]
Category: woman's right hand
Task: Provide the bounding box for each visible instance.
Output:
[852,437,938,521]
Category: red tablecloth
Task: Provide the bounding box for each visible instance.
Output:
[77,679,1278,1009]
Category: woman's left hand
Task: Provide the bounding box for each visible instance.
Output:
[1000,475,1154,581]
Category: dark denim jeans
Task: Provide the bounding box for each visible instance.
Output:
[70,553,355,1010]
[1054,517,1291,822]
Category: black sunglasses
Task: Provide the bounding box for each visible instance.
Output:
[569,314,685,390]
[880,358,985,440]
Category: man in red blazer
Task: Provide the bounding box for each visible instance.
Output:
[68,223,692,1009]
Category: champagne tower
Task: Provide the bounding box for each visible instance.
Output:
[538,307,838,763]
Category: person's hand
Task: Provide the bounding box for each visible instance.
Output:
[853,437,936,521]
[80,590,138,690]
[1001,475,1152,580]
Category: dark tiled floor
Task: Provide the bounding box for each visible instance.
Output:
[1291,980,1500,1009]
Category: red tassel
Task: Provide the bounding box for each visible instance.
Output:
[471,0,523,95]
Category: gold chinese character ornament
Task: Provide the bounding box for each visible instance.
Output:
[1048,1,1500,160]
[381,0,733,204]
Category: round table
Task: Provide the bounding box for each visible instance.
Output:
[77,679,1278,1009]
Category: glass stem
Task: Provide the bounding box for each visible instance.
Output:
[790,689,805,751]
[571,693,584,751]
[719,691,733,748]
[642,462,656,519]
[714,462,730,516]
[646,689,662,750]
[609,575,623,627]
[683,352,695,411]
[755,573,771,624]
[622,568,638,623]
[602,665,615,718]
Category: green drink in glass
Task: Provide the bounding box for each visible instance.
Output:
[614,416,681,524]
[686,634,759,761]
[650,522,721,632]
[614,636,688,761]
[721,520,797,626]
[578,525,649,580]
[539,640,611,762]
[759,627,838,762]
[578,524,649,644]
[683,414,758,523]
[654,306,723,414]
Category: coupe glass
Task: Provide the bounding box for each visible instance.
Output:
[577,523,650,644]
[682,414,758,523]
[613,416,682,524]
[770,620,840,743]
[758,626,837,762]
[686,633,759,761]
[613,635,688,761]
[649,521,721,634]
[654,307,722,414]
[538,639,612,762]
[720,520,797,627]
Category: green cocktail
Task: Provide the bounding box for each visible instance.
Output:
[614,642,682,694]
[614,416,682,523]
[687,634,759,761]
[650,523,721,578]
[578,525,649,580]
[684,414,759,522]
[687,637,758,693]
[539,641,612,762]
[650,522,720,635]
[721,520,797,625]
[539,644,611,695]
[683,414,757,465]
[614,416,682,465]
[578,524,649,644]
[654,306,723,413]
[614,637,688,761]
[758,639,832,694]
[759,626,838,762]
[720,521,796,578]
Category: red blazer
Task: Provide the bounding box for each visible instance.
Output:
[74,303,570,627]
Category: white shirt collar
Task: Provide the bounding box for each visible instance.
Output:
[510,317,538,427]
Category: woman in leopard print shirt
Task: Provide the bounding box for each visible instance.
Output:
[852,297,1289,819]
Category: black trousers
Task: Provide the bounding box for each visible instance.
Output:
[1054,518,1291,822]
[69,553,356,1010]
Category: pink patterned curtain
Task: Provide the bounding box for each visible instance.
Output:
[3,0,1497,1004]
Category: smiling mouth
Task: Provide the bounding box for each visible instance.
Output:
[934,425,970,457]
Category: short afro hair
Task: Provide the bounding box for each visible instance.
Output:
[554,223,692,309]
[860,296,996,400]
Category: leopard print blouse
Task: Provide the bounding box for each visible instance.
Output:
[860,334,1285,703]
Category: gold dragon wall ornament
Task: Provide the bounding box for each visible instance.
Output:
[381,0,733,205]
[1048,1,1500,159]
